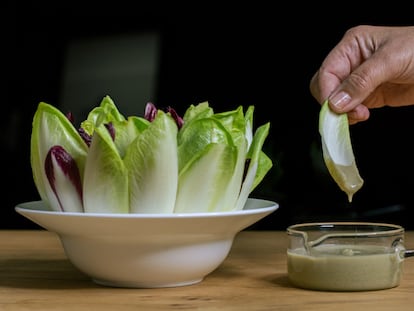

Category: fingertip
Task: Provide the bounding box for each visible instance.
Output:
[347,105,370,124]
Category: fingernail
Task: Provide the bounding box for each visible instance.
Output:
[330,91,351,109]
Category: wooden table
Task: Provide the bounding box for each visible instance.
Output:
[1,230,414,310]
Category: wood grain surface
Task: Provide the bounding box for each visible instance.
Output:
[1,230,414,310]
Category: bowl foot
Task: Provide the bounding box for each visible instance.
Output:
[92,277,204,288]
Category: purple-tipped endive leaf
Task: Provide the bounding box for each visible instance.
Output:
[31,102,88,211]
[144,102,158,122]
[124,110,178,213]
[82,124,129,213]
[44,146,84,212]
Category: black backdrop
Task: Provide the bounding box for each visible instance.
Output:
[3,1,414,229]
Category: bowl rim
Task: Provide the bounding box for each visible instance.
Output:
[15,198,279,219]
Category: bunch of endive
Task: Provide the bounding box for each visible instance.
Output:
[30,96,272,213]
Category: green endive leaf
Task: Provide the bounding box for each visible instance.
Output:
[83,124,129,213]
[236,122,272,210]
[212,105,247,149]
[124,110,178,213]
[211,106,251,211]
[109,116,150,158]
[247,122,272,191]
[319,100,364,202]
[177,117,234,171]
[31,102,88,211]
[177,114,242,212]
[81,96,150,158]
[181,101,214,125]
[175,143,238,213]
[80,95,126,136]
[244,105,254,148]
[212,106,245,133]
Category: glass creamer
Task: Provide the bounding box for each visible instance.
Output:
[287,222,414,291]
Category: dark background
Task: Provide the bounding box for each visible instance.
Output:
[3,1,414,230]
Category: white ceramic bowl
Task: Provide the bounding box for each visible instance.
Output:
[15,198,278,288]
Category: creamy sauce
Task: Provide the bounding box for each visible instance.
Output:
[324,159,364,203]
[287,244,403,291]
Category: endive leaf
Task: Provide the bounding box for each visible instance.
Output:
[211,106,251,211]
[83,124,129,213]
[109,116,150,158]
[82,96,150,158]
[212,105,247,149]
[31,102,88,211]
[175,143,238,213]
[80,95,126,136]
[236,122,272,210]
[181,101,214,125]
[177,115,244,212]
[244,105,254,149]
[124,110,178,213]
[178,117,233,171]
[319,100,364,202]
[212,106,245,133]
[248,123,272,192]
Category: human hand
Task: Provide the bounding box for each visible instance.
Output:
[310,25,414,124]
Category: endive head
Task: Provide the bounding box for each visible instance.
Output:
[30,97,273,214]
